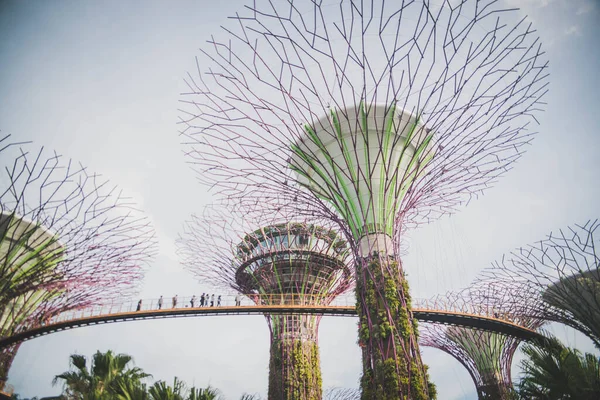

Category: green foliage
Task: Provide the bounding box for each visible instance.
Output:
[116,376,222,400]
[52,350,224,400]
[268,339,322,400]
[355,256,435,400]
[36,350,250,400]
[52,350,151,400]
[516,336,600,399]
[423,365,437,399]
[185,386,223,400]
[148,378,187,400]
[114,377,149,400]
[10,395,40,400]
[238,394,262,400]
[477,383,516,400]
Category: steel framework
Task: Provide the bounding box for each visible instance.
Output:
[0,143,157,388]
[177,205,353,400]
[179,1,548,397]
[420,286,544,399]
[478,219,600,347]
[324,388,359,400]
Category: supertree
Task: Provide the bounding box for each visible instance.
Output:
[0,143,157,388]
[179,1,548,397]
[177,204,352,400]
[478,219,600,348]
[419,286,545,399]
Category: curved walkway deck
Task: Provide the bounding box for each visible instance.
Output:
[0,294,542,349]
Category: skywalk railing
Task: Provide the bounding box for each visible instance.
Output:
[0,293,544,351]
[28,293,521,330]
[37,293,356,326]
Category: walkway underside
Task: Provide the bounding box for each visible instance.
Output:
[0,305,542,350]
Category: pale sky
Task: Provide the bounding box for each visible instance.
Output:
[0,0,599,399]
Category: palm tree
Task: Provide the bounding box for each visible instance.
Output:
[113,377,149,400]
[148,378,187,400]
[186,386,222,400]
[238,394,261,400]
[53,350,151,400]
[517,336,600,399]
[148,379,223,400]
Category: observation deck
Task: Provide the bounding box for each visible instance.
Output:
[234,223,351,302]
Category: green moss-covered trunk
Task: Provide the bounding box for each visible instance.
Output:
[477,382,513,400]
[268,339,322,400]
[356,255,436,400]
[0,343,20,390]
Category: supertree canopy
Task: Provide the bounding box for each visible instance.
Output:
[479,219,600,347]
[179,1,548,397]
[177,205,352,400]
[419,287,544,399]
[0,143,157,388]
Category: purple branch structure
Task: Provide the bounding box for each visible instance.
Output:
[324,388,359,400]
[477,219,600,347]
[179,1,548,397]
[420,286,544,399]
[177,205,353,400]
[0,144,157,388]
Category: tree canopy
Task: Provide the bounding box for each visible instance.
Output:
[517,337,600,399]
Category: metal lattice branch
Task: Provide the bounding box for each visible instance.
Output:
[420,285,545,397]
[0,135,29,154]
[177,202,353,400]
[477,219,600,347]
[421,322,515,398]
[177,203,353,301]
[323,388,359,400]
[0,143,158,386]
[178,1,548,398]
[180,0,548,236]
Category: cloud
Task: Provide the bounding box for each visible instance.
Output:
[564,25,582,36]
[576,1,596,15]
[504,0,552,8]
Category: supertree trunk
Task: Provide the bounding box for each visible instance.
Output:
[356,255,428,399]
[0,143,157,386]
[0,343,20,391]
[476,381,512,400]
[268,318,322,400]
[178,2,549,398]
[420,287,545,400]
[178,208,353,400]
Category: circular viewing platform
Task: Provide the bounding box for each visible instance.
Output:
[234,223,351,303]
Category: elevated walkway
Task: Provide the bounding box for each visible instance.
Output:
[0,294,542,349]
